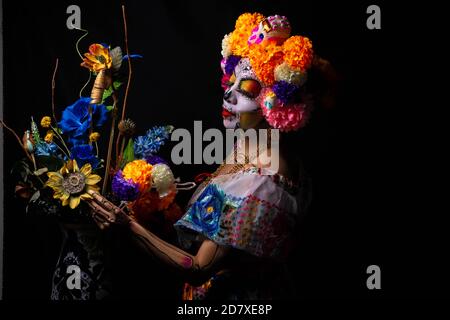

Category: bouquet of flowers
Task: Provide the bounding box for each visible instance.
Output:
[1,8,190,228]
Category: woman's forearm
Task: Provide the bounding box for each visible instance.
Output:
[87,190,229,285]
[128,220,228,285]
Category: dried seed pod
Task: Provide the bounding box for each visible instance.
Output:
[118,119,136,137]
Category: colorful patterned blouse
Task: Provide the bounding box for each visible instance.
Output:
[175,167,300,259]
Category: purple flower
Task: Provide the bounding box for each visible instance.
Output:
[273,81,299,104]
[111,170,139,201]
[225,55,241,75]
[145,155,168,166]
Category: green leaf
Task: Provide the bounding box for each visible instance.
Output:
[31,118,42,144]
[121,138,135,168]
[11,159,33,183]
[106,105,114,112]
[102,80,123,103]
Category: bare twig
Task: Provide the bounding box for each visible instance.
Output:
[115,131,122,170]
[115,5,133,168]
[0,119,33,163]
[50,125,71,157]
[102,93,118,195]
[116,136,126,170]
[121,5,132,122]
[51,58,59,123]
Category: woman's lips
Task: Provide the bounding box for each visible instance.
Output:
[222,108,236,118]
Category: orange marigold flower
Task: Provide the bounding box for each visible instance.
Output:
[282,36,314,71]
[80,43,112,73]
[130,191,160,219]
[229,13,265,57]
[130,188,176,222]
[158,188,177,211]
[248,40,284,85]
[123,159,152,192]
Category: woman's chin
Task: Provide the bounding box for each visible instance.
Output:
[223,117,238,129]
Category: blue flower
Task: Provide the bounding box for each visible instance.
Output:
[134,136,162,159]
[59,97,108,145]
[34,142,59,157]
[134,125,173,159]
[70,144,100,169]
[123,54,143,60]
[189,184,225,235]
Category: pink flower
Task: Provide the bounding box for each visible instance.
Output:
[258,87,311,132]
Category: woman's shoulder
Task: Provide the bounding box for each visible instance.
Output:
[212,164,298,196]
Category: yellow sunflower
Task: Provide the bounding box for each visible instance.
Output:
[45,159,101,209]
[80,43,112,73]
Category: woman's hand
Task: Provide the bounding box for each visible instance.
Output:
[85,190,229,285]
[85,189,132,229]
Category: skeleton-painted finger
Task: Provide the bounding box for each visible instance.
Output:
[87,189,123,215]
[87,199,116,223]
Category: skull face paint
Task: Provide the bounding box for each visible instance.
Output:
[222,58,263,129]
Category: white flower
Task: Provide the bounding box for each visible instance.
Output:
[221,33,232,58]
[274,62,307,86]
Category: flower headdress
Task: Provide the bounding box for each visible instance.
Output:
[221,13,315,132]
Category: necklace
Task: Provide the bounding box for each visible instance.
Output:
[188,138,268,205]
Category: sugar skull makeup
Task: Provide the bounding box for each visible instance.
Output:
[222,58,263,129]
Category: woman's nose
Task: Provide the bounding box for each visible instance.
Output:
[223,89,236,104]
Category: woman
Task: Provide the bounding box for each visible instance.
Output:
[87,12,327,299]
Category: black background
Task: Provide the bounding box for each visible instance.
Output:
[2,0,446,300]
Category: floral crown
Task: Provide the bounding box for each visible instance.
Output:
[220,13,314,132]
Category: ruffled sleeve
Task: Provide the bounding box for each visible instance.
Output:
[174,169,299,258]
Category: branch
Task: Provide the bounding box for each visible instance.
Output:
[0,119,33,163]
[121,5,132,122]
[102,93,118,195]
[51,58,59,123]
[115,5,133,168]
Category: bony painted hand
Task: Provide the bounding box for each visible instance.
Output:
[86,189,132,229]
